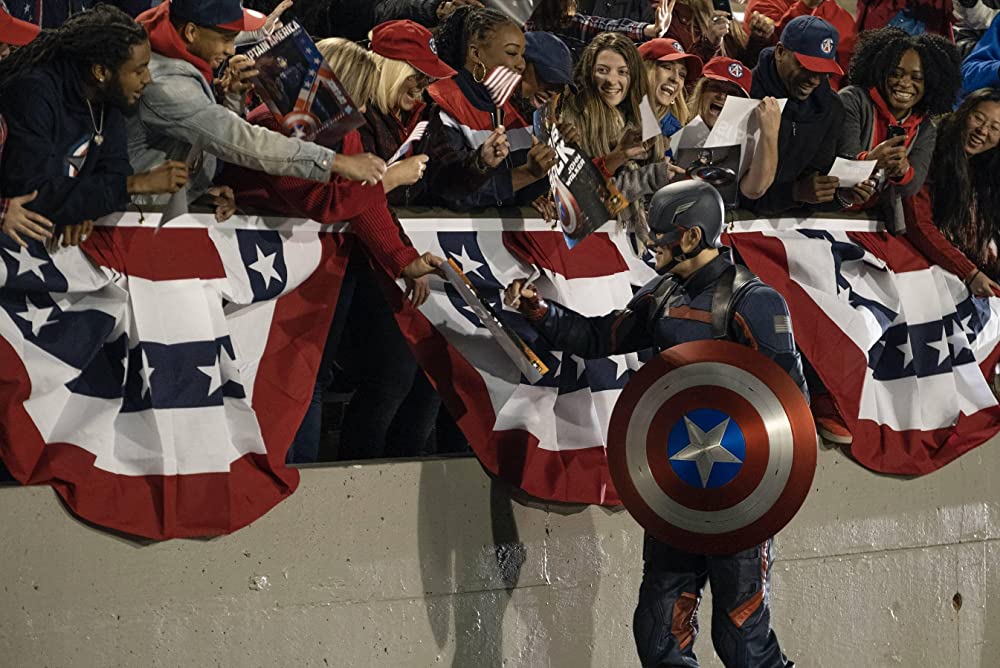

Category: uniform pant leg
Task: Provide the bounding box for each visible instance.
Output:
[633,534,708,668]
[706,539,794,668]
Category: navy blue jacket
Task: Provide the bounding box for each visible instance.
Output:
[5,0,94,28]
[0,60,132,228]
[742,47,844,216]
[527,252,809,397]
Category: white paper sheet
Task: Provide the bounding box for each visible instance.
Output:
[826,157,878,188]
[640,95,662,142]
[703,97,789,149]
[158,142,202,228]
[668,116,711,151]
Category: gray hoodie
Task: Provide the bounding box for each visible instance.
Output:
[127,52,337,205]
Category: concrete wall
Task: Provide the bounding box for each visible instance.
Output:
[1,435,998,668]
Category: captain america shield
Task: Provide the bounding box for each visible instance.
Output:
[608,340,817,554]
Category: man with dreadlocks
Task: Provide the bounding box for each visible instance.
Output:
[0,4,189,240]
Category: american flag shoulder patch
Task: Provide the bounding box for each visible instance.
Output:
[774,315,792,334]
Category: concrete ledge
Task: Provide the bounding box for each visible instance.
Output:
[1,438,998,667]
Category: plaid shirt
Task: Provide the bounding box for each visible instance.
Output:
[525,13,651,57]
[0,115,7,224]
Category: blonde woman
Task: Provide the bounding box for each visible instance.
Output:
[561,33,679,236]
[223,36,445,464]
[665,0,775,67]
[638,38,702,153]
[682,56,781,201]
[361,20,472,207]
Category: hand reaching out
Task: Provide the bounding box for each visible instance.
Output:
[480,126,511,169]
[526,136,558,178]
[217,55,259,97]
[333,152,387,186]
[748,11,775,40]
[968,270,1000,299]
[205,186,237,222]
[2,191,54,248]
[264,0,293,35]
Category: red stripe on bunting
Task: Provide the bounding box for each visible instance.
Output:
[503,230,630,280]
[83,226,227,281]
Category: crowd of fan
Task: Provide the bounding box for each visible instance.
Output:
[2,0,1000,462]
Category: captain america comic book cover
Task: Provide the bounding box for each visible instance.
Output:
[246,21,364,143]
[534,96,629,247]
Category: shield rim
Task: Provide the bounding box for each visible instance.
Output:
[608,340,817,555]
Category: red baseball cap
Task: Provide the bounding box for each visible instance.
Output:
[371,20,457,80]
[638,38,703,83]
[701,57,752,98]
[0,7,41,46]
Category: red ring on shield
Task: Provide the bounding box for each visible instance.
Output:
[608,340,817,555]
[644,386,768,511]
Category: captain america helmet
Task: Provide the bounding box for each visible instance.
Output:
[647,180,726,249]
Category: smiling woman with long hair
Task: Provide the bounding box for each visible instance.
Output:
[560,33,677,238]
[905,88,1000,298]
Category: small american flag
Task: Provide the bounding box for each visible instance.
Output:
[484,66,523,110]
[387,121,429,166]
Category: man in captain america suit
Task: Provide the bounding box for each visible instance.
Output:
[504,180,805,667]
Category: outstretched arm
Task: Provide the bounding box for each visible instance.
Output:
[504,278,655,358]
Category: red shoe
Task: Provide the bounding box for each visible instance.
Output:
[811,393,853,445]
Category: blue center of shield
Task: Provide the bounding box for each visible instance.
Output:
[667,408,746,489]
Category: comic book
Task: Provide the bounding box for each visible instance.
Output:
[534,96,629,247]
[246,21,364,143]
[441,260,549,384]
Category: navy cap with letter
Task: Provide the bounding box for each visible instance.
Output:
[169,0,267,32]
[524,32,573,86]
[779,15,843,76]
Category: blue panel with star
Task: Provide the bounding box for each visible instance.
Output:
[66,333,128,400]
[795,231,898,329]
[667,408,745,489]
[121,337,245,412]
[0,237,69,293]
[0,291,117,371]
[868,317,974,381]
[436,232,503,289]
[236,230,287,302]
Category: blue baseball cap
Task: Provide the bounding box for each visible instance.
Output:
[779,15,843,75]
[524,32,573,86]
[170,0,267,31]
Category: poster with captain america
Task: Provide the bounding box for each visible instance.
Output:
[246,21,363,143]
[534,96,628,246]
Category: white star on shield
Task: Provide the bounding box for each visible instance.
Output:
[670,416,743,487]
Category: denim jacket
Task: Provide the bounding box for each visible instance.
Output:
[127,52,337,205]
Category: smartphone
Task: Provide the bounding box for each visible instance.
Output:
[887,125,906,140]
[712,0,733,13]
